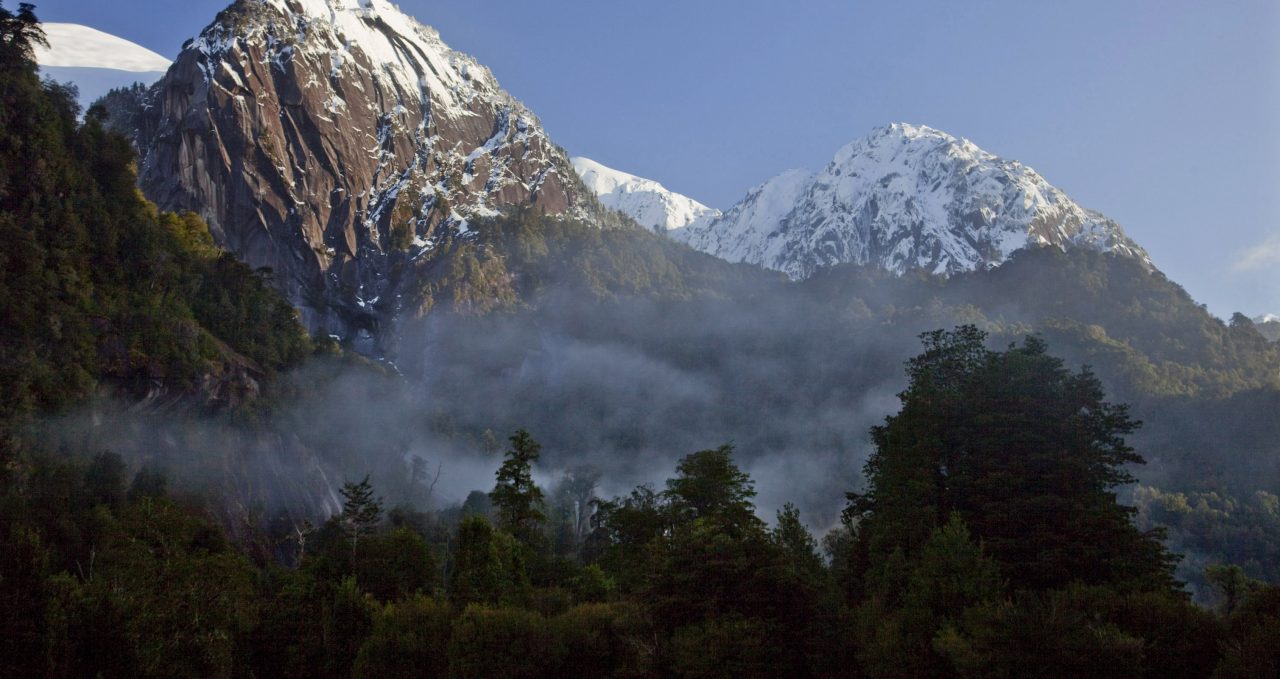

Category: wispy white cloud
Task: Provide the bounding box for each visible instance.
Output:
[1233,234,1280,272]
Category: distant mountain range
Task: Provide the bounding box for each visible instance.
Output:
[64,7,1159,343]
[72,0,1260,358]
[575,123,1151,280]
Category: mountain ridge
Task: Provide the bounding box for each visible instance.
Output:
[571,156,719,232]
[668,123,1152,279]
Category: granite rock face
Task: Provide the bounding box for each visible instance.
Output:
[120,0,591,347]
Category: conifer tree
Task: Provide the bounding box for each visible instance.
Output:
[0,3,44,63]
[491,430,546,548]
[340,476,383,560]
[772,502,825,581]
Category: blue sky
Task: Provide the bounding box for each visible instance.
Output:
[35,0,1280,317]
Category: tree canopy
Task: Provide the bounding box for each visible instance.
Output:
[850,326,1179,594]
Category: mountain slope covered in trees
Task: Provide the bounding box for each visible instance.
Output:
[0,6,308,428]
[6,326,1279,677]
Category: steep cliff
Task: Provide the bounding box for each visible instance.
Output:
[119,0,597,349]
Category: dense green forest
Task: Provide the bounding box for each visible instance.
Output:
[0,2,308,433]
[3,4,1279,676]
[5,329,1279,677]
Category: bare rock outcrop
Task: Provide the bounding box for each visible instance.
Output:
[120,0,592,349]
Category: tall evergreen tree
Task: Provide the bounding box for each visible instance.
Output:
[0,3,42,61]
[491,430,546,548]
[340,476,383,560]
[772,502,825,582]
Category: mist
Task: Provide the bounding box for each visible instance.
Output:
[39,268,932,538]
[41,248,1280,574]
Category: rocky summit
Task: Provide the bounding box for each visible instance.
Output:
[668,123,1152,279]
[113,0,595,346]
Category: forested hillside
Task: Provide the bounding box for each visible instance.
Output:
[398,234,1280,591]
[0,3,308,432]
[804,247,1280,400]
[5,329,1279,677]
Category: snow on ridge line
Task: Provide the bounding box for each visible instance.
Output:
[672,122,1153,279]
[572,156,720,232]
[34,23,172,72]
[572,157,662,195]
[192,0,520,130]
[669,167,815,262]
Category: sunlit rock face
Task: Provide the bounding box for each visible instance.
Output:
[121,0,591,344]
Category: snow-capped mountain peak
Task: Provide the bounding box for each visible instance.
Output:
[672,122,1152,279]
[34,23,171,110]
[34,23,171,72]
[1254,314,1280,325]
[572,157,719,232]
[192,0,516,125]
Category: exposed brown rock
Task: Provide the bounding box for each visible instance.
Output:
[121,0,592,351]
